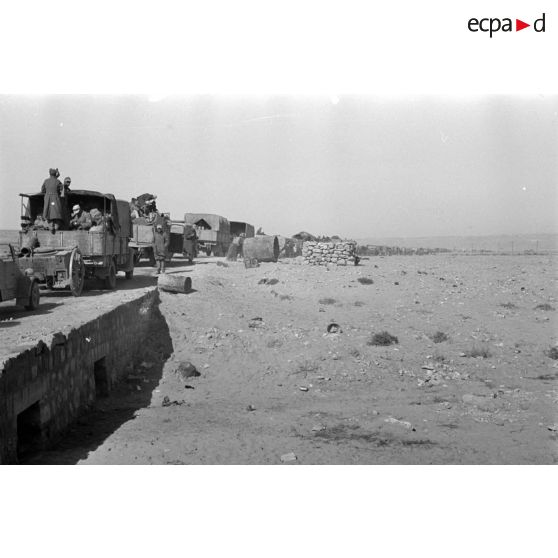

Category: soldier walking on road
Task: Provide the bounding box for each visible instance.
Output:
[153,224,170,274]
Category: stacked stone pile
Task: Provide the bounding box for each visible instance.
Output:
[301,241,358,266]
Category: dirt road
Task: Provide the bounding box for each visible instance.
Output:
[18,254,558,464]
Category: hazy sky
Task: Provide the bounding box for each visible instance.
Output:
[0,95,556,238]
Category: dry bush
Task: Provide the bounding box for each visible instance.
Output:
[430,331,449,343]
[348,347,361,358]
[357,277,374,285]
[319,297,337,305]
[546,347,558,360]
[465,345,492,358]
[534,303,555,311]
[367,331,399,346]
[295,359,320,373]
[500,302,518,310]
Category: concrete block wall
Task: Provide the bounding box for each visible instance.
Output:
[0,289,160,464]
[301,241,358,266]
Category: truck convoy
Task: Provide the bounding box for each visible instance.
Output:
[18,190,134,296]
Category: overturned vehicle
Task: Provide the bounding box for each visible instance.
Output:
[18,190,134,296]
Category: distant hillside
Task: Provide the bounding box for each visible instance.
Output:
[355,233,558,252]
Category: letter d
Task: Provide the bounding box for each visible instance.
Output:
[534,13,545,32]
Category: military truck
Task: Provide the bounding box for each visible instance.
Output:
[18,190,134,296]
[230,221,255,239]
[183,213,231,257]
[130,213,170,265]
[0,243,40,310]
[165,221,197,263]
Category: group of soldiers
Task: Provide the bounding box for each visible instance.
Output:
[29,168,110,234]
[26,170,194,275]
[129,194,159,221]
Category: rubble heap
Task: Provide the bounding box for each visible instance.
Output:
[302,241,358,266]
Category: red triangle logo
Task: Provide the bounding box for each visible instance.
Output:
[516,19,530,31]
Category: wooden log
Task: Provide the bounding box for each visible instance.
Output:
[158,273,192,293]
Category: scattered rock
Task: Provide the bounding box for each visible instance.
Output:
[176,361,200,379]
[280,452,297,463]
[547,424,558,432]
[385,417,416,431]
[299,386,309,392]
[327,322,341,334]
[246,404,256,412]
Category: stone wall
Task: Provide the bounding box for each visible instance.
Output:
[0,289,161,464]
[301,241,358,266]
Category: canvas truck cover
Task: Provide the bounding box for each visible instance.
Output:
[21,190,127,236]
[184,213,230,233]
[230,221,255,238]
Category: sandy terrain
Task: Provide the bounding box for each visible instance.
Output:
[5,253,557,464]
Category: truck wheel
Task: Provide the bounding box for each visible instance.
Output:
[69,247,85,296]
[104,260,117,290]
[125,268,134,280]
[25,281,40,310]
[205,246,212,257]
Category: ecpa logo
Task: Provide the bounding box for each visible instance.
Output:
[468,13,546,37]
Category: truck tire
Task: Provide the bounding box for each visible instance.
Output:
[25,281,40,310]
[104,260,117,290]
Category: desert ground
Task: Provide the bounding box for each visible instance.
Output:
[2,252,557,464]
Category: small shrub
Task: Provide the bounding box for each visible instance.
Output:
[430,331,449,344]
[279,294,293,301]
[368,331,399,346]
[357,277,374,285]
[319,297,337,305]
[433,352,446,362]
[266,339,283,349]
[354,301,366,307]
[465,345,492,359]
[348,347,361,358]
[296,360,319,373]
[534,303,555,311]
[546,347,558,360]
[500,302,518,310]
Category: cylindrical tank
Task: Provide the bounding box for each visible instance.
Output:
[242,236,280,262]
[158,274,192,293]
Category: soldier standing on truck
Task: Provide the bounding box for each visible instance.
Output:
[60,176,72,228]
[41,168,64,233]
[153,224,170,274]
